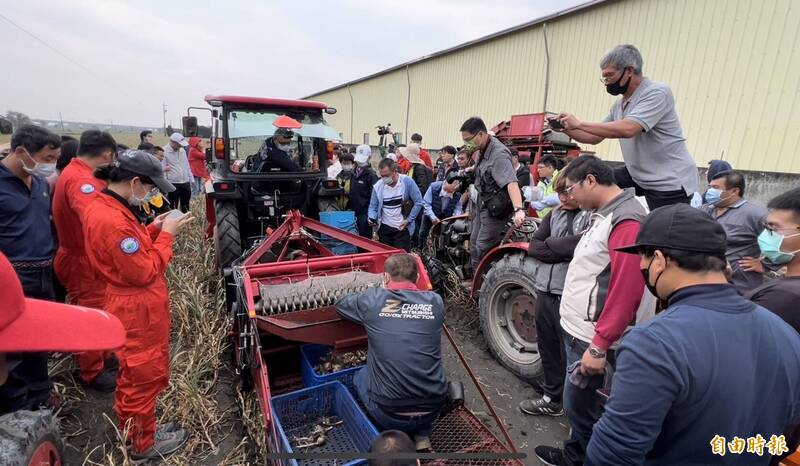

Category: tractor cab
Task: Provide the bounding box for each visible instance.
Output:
[204,95,342,287]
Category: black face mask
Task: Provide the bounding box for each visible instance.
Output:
[641,256,664,301]
[606,69,631,96]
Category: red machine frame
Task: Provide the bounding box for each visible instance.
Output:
[230,211,523,464]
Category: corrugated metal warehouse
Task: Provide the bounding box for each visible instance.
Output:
[305,0,800,173]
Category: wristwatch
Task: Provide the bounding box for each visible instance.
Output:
[513,207,525,213]
[589,346,607,358]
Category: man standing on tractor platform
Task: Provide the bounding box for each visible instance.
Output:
[460,117,526,274]
[53,130,120,392]
[368,158,424,252]
[336,254,447,452]
[0,125,61,415]
[163,132,193,213]
[553,44,698,210]
[350,145,379,238]
[534,155,656,466]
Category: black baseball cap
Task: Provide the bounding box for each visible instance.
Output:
[117,150,175,193]
[616,203,727,255]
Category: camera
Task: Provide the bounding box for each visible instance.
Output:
[446,169,475,186]
[376,123,392,136]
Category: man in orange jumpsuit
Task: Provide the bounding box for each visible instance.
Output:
[53,130,119,391]
[83,150,192,460]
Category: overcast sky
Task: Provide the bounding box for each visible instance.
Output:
[0,0,585,127]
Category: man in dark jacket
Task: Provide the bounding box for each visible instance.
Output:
[585,204,800,466]
[250,128,301,173]
[401,144,433,247]
[511,148,531,189]
[435,145,459,182]
[336,254,447,452]
[349,145,379,238]
[519,174,591,418]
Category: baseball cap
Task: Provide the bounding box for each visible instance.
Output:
[399,144,423,164]
[616,203,727,255]
[0,253,125,352]
[274,128,295,139]
[355,145,371,165]
[169,132,189,147]
[117,150,176,193]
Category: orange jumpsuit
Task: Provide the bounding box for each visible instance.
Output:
[52,158,109,383]
[83,192,174,453]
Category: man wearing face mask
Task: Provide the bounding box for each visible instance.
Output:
[585,203,800,466]
[253,127,302,173]
[553,44,698,211]
[53,130,120,392]
[368,158,424,252]
[745,187,800,334]
[335,152,356,211]
[350,145,379,238]
[0,125,61,415]
[702,170,768,293]
[419,179,464,248]
[460,117,526,273]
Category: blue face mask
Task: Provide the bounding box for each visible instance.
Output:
[757,229,800,265]
[704,188,723,205]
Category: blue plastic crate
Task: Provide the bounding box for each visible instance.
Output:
[271,381,379,466]
[300,344,364,396]
[319,211,359,255]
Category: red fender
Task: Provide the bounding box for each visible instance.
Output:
[470,242,529,297]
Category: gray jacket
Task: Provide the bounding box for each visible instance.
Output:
[528,207,592,295]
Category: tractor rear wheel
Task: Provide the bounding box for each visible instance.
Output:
[479,252,543,382]
[0,410,63,466]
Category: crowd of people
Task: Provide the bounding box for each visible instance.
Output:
[0,125,195,461]
[2,41,800,466]
[340,44,800,466]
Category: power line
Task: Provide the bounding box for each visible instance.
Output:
[0,12,144,106]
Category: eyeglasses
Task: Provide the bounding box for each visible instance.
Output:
[463,133,480,143]
[564,178,585,195]
[600,68,628,85]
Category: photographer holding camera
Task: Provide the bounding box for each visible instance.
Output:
[460,117,525,272]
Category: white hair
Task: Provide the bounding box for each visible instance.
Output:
[600,44,643,75]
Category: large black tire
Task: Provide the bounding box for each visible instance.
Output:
[214,200,242,312]
[424,255,448,296]
[0,410,63,466]
[214,200,243,272]
[479,252,543,382]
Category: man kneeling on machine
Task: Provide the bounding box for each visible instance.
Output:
[335,254,446,452]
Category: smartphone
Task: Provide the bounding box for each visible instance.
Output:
[166,209,186,220]
[548,118,565,130]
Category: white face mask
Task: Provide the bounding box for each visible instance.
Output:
[128,181,158,206]
[21,149,56,178]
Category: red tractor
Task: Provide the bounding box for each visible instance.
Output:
[424,113,582,384]
[203,95,345,307]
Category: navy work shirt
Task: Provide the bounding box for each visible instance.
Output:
[586,284,800,466]
[335,281,448,410]
[0,163,55,262]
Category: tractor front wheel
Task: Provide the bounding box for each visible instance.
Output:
[479,253,543,382]
[0,410,63,466]
[214,200,243,312]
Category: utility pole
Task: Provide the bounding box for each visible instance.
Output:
[162,102,168,135]
[58,112,65,133]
